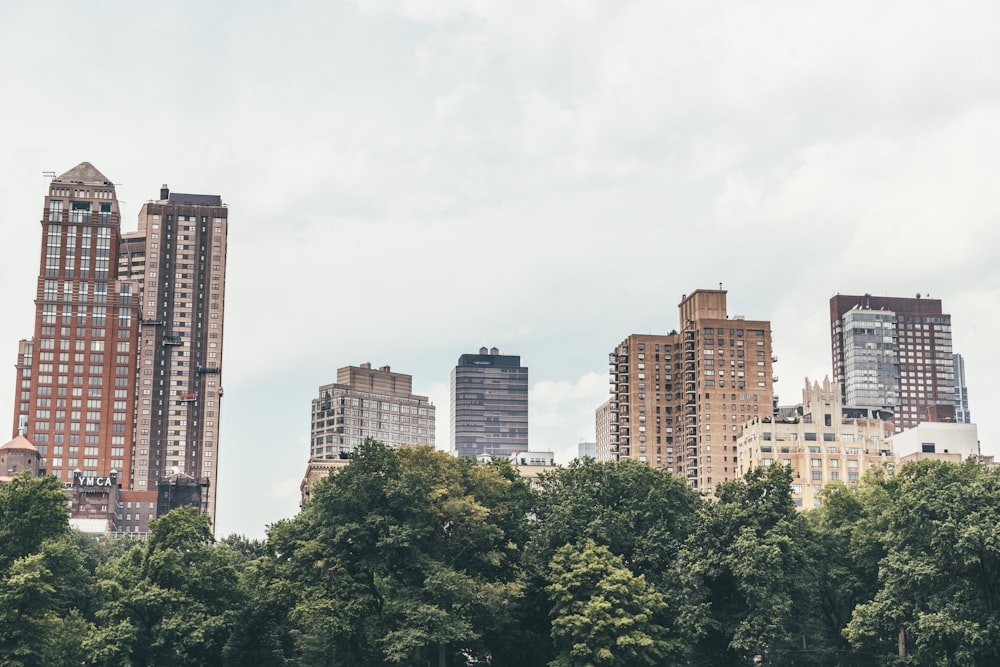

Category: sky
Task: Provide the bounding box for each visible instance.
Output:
[1,1,999,538]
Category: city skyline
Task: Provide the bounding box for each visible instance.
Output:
[1,1,998,538]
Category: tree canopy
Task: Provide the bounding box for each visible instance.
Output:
[0,443,997,666]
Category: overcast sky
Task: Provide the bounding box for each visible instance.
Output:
[2,1,999,538]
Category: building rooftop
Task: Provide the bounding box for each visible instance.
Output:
[0,434,38,453]
[167,192,223,206]
[53,162,112,185]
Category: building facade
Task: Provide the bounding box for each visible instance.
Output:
[451,347,528,458]
[301,363,435,505]
[889,421,980,462]
[736,377,894,508]
[606,289,775,494]
[830,294,956,433]
[119,185,229,522]
[310,363,435,458]
[594,399,614,462]
[953,353,971,424]
[11,163,141,487]
[10,164,229,531]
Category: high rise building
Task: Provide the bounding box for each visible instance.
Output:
[953,353,971,424]
[830,294,955,432]
[10,164,229,532]
[120,185,229,522]
[310,362,435,458]
[451,347,528,458]
[12,163,140,487]
[606,289,774,493]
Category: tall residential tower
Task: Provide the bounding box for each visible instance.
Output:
[120,186,229,521]
[605,289,774,493]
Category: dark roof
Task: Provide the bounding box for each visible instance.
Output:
[167,192,222,206]
[457,353,523,368]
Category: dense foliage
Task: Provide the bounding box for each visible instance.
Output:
[1,449,999,665]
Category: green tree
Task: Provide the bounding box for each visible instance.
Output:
[0,472,71,568]
[89,506,240,666]
[270,440,532,666]
[546,539,676,667]
[0,536,93,667]
[519,458,701,665]
[679,465,814,665]
[802,479,887,666]
[846,459,1000,665]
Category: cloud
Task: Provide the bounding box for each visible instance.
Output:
[2,0,999,538]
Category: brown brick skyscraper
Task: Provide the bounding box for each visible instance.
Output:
[12,163,140,487]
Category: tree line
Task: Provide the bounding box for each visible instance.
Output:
[1,439,998,666]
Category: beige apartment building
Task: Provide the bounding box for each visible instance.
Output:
[301,363,435,504]
[736,377,894,508]
[594,398,615,462]
[309,363,435,458]
[604,289,774,494]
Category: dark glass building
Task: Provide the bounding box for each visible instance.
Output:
[450,347,528,458]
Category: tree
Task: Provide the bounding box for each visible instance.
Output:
[0,472,70,568]
[801,479,887,666]
[519,458,701,665]
[0,536,93,667]
[546,539,677,666]
[845,459,1000,665]
[89,506,240,666]
[269,440,533,665]
[679,465,815,665]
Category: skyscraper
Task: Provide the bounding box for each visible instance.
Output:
[12,163,140,486]
[451,347,528,458]
[11,164,229,531]
[606,289,774,493]
[830,294,955,432]
[120,185,229,522]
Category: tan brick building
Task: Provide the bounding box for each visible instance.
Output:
[605,289,774,494]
